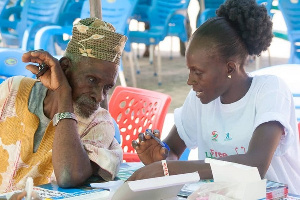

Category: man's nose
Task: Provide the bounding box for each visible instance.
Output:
[91,87,104,103]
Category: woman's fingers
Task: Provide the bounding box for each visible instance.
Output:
[132,140,139,150]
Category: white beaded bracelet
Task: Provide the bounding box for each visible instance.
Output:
[161,160,169,176]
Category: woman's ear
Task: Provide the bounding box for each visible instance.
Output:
[226,61,237,75]
[59,57,72,72]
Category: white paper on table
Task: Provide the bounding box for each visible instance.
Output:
[90,180,124,190]
[187,158,267,200]
[205,158,261,183]
[112,172,200,200]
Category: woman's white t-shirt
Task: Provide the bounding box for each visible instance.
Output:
[174,75,300,195]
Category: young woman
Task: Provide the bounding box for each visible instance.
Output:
[128,0,300,195]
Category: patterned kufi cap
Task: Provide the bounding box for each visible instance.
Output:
[65,17,127,66]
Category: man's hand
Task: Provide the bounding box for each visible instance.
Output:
[22,50,70,91]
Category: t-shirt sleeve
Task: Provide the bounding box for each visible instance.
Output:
[80,113,123,181]
[254,76,296,156]
[174,89,199,149]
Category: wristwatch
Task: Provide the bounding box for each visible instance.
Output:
[53,112,77,126]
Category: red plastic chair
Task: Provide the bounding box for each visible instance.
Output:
[109,86,172,162]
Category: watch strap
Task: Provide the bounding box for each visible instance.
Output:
[53,112,77,126]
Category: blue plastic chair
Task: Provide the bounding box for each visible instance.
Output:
[0,48,35,83]
[196,0,272,27]
[129,0,189,85]
[132,0,152,23]
[0,0,68,51]
[0,0,22,43]
[167,0,191,59]
[179,148,190,161]
[196,0,225,27]
[278,0,300,64]
[112,118,121,144]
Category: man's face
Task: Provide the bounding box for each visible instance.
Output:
[66,56,118,118]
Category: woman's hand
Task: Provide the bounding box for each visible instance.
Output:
[22,50,70,91]
[132,129,169,165]
[127,161,165,181]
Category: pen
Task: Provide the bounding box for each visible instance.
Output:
[145,129,170,151]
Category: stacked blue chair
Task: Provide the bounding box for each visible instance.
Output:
[129,0,189,85]
[0,0,68,51]
[167,0,191,58]
[0,48,35,83]
[196,0,225,27]
[196,0,272,27]
[278,0,300,64]
[34,0,139,87]
[0,0,22,45]
[132,0,152,24]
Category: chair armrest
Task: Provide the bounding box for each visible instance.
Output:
[21,21,58,50]
[34,25,73,50]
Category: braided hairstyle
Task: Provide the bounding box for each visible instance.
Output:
[190,0,273,66]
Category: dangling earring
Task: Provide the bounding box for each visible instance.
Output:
[228,75,232,79]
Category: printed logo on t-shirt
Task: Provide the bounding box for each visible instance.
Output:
[235,146,246,154]
[224,132,232,141]
[211,131,218,142]
[205,149,228,158]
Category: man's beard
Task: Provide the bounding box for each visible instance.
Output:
[74,95,100,118]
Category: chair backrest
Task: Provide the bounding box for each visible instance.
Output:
[20,0,68,49]
[0,0,68,49]
[278,0,300,64]
[0,48,35,82]
[148,0,188,28]
[109,86,171,162]
[204,0,225,9]
[167,0,191,42]
[58,0,86,26]
[131,0,152,22]
[80,0,138,35]
[197,0,272,27]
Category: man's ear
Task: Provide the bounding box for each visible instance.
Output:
[59,57,72,72]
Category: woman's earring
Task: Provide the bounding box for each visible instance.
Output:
[228,75,232,79]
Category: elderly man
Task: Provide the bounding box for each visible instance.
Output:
[0,17,126,193]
